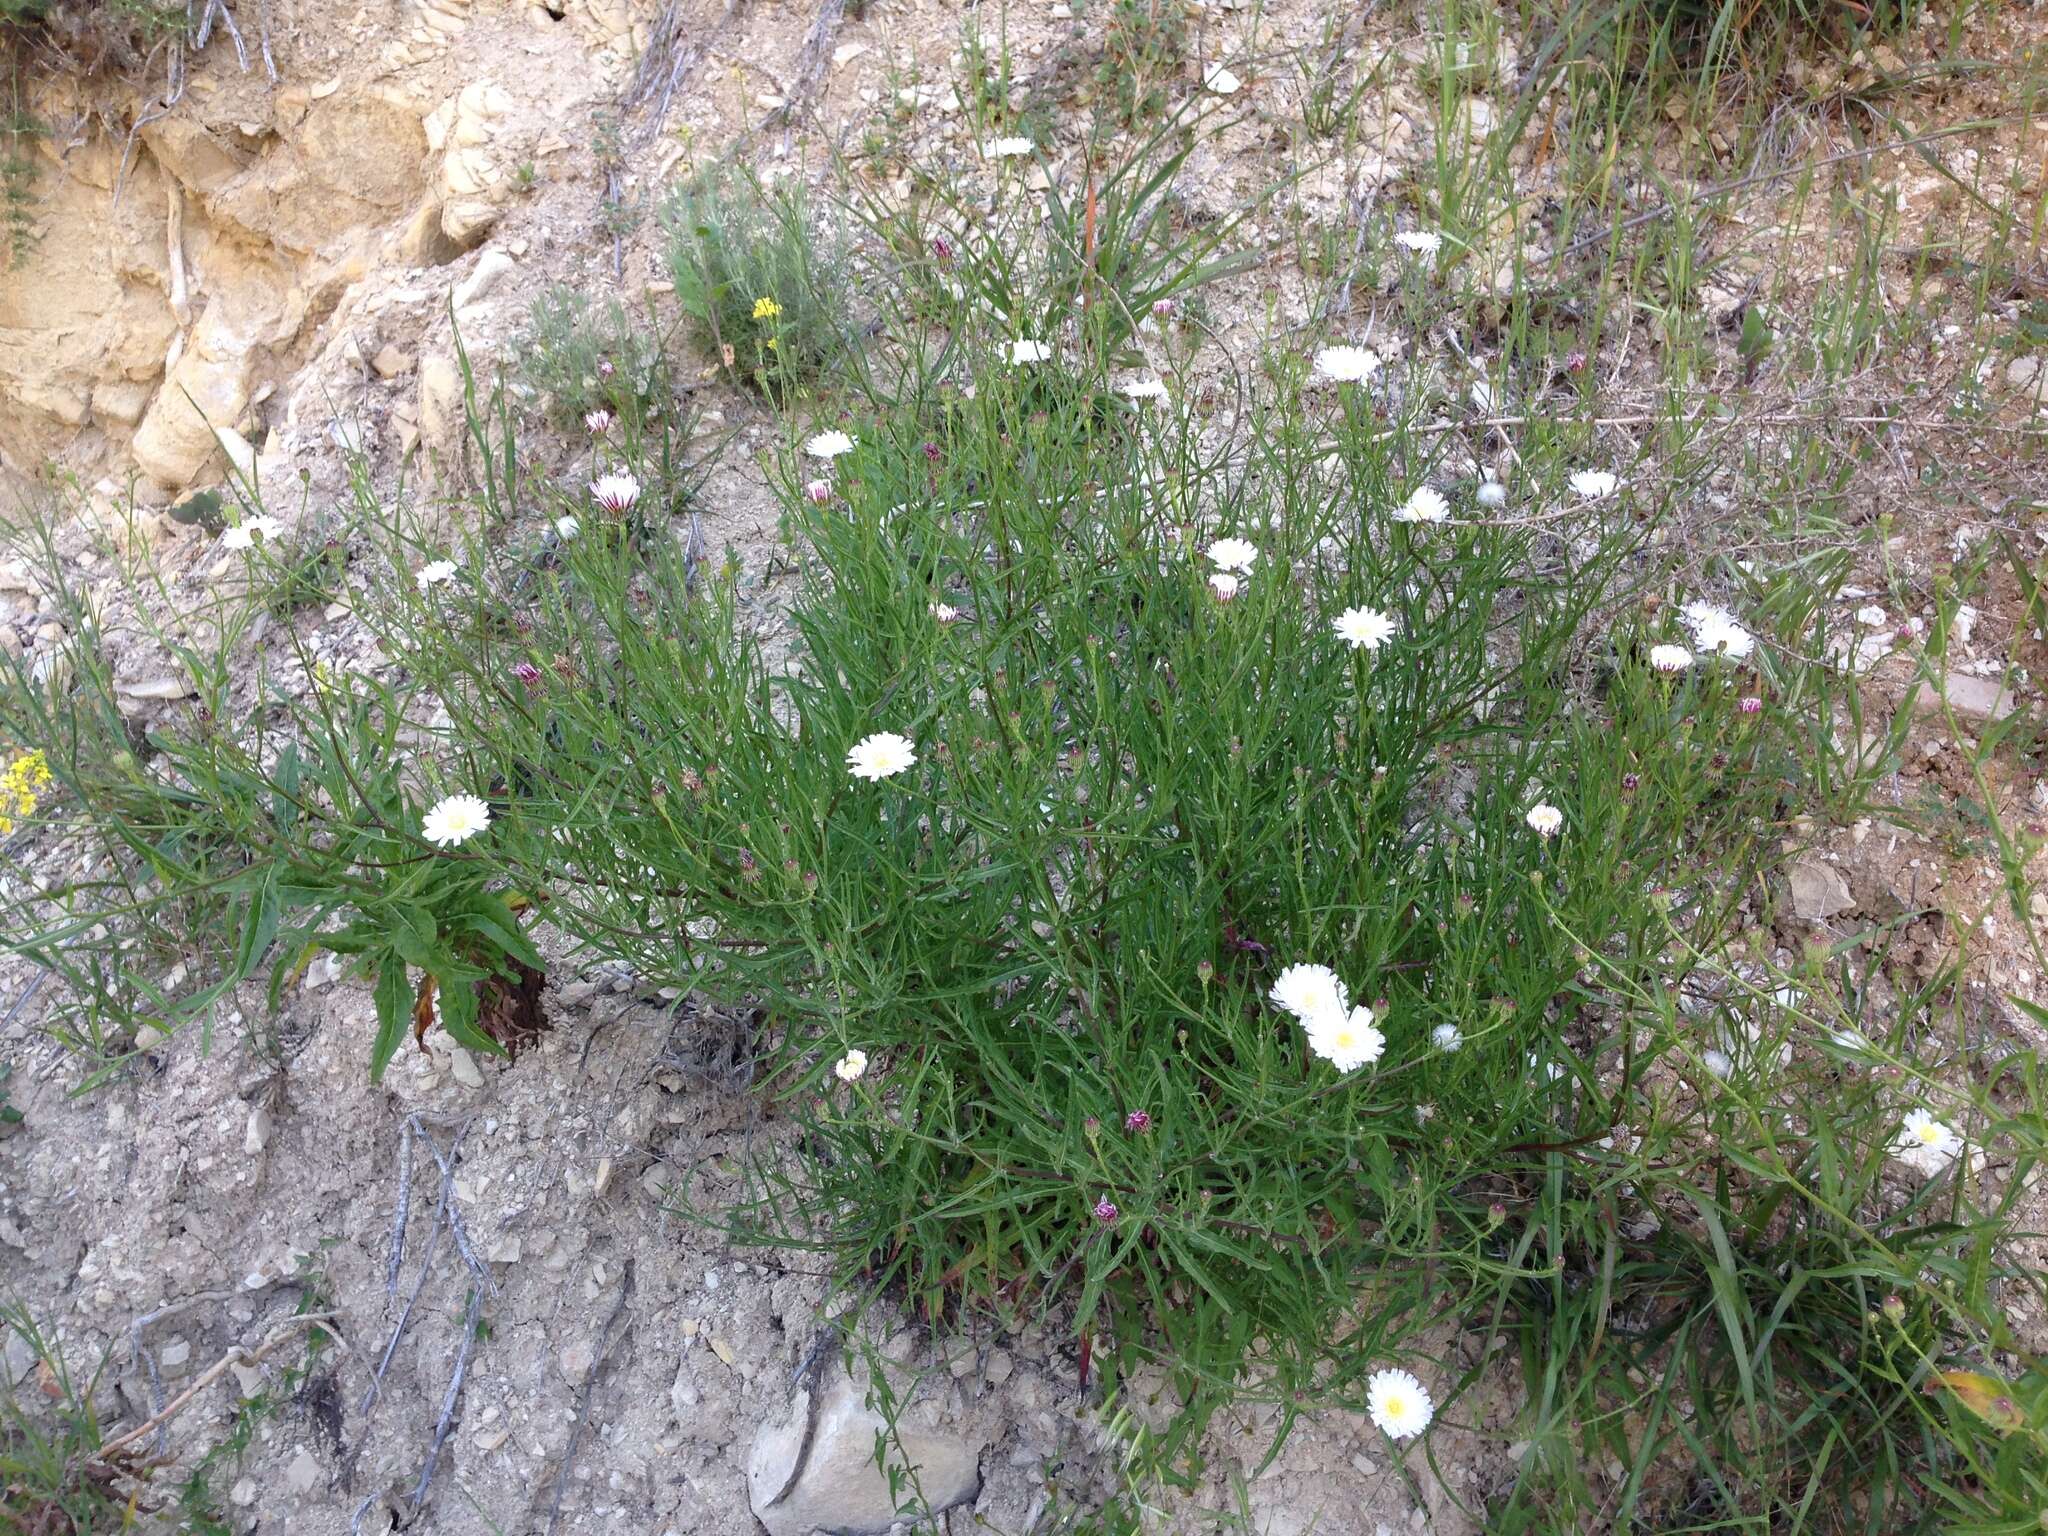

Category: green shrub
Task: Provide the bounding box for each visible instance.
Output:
[375,334,1820,1476]
[515,285,667,432]
[661,165,852,399]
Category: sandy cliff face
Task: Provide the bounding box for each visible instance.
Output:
[0,0,648,498]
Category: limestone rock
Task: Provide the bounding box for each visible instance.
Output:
[131,310,254,490]
[747,1377,982,1536]
[452,249,516,316]
[417,356,465,462]
[430,82,524,248]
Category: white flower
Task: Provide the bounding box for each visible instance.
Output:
[421,793,491,848]
[221,514,284,550]
[1366,1369,1433,1440]
[1569,470,1619,500]
[931,602,960,623]
[984,136,1034,158]
[847,731,917,781]
[1206,537,1259,574]
[1270,963,1348,1024]
[554,514,581,539]
[1680,601,1756,661]
[584,409,613,435]
[1431,1023,1462,1052]
[1333,606,1397,651]
[416,559,459,592]
[1525,803,1563,837]
[1312,345,1381,384]
[1701,1048,1733,1079]
[589,473,641,515]
[834,1048,869,1083]
[1895,1108,1960,1174]
[806,430,857,459]
[1008,339,1053,365]
[1119,377,1169,401]
[1208,572,1241,602]
[1393,486,1449,524]
[1648,644,1693,673]
[1306,1004,1385,1072]
[1475,481,1507,508]
[1393,230,1443,256]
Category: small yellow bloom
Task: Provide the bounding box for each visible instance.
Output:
[752,296,782,320]
[0,749,51,836]
[764,337,778,349]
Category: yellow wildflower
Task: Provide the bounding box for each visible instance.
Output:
[1,749,51,837]
[752,296,782,320]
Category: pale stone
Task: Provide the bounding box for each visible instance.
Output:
[747,1377,982,1536]
[452,249,516,313]
[1788,859,1854,921]
[285,1448,319,1494]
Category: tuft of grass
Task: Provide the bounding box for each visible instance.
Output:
[660,164,853,400]
[0,1301,142,1533]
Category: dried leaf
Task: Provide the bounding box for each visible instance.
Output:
[412,972,438,1052]
[1934,1369,2027,1434]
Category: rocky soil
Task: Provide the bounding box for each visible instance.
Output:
[2,0,2045,1532]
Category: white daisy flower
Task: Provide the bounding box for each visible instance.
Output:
[1431,1023,1462,1052]
[1475,481,1508,508]
[1270,963,1348,1024]
[1648,644,1693,673]
[1680,601,1756,661]
[1569,470,1619,500]
[834,1048,869,1083]
[416,559,459,592]
[1333,606,1397,651]
[847,731,917,781]
[1208,572,1241,602]
[221,514,284,551]
[805,430,857,460]
[421,793,491,848]
[1525,803,1563,837]
[1206,537,1259,573]
[1366,1368,1433,1440]
[1701,1048,1733,1079]
[1895,1108,1960,1174]
[1306,1004,1385,1072]
[589,473,641,515]
[931,602,960,623]
[1008,339,1053,365]
[554,514,581,539]
[584,408,613,435]
[984,136,1034,158]
[1393,486,1449,524]
[1119,377,1169,401]
[1312,345,1381,384]
[1393,230,1443,256]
